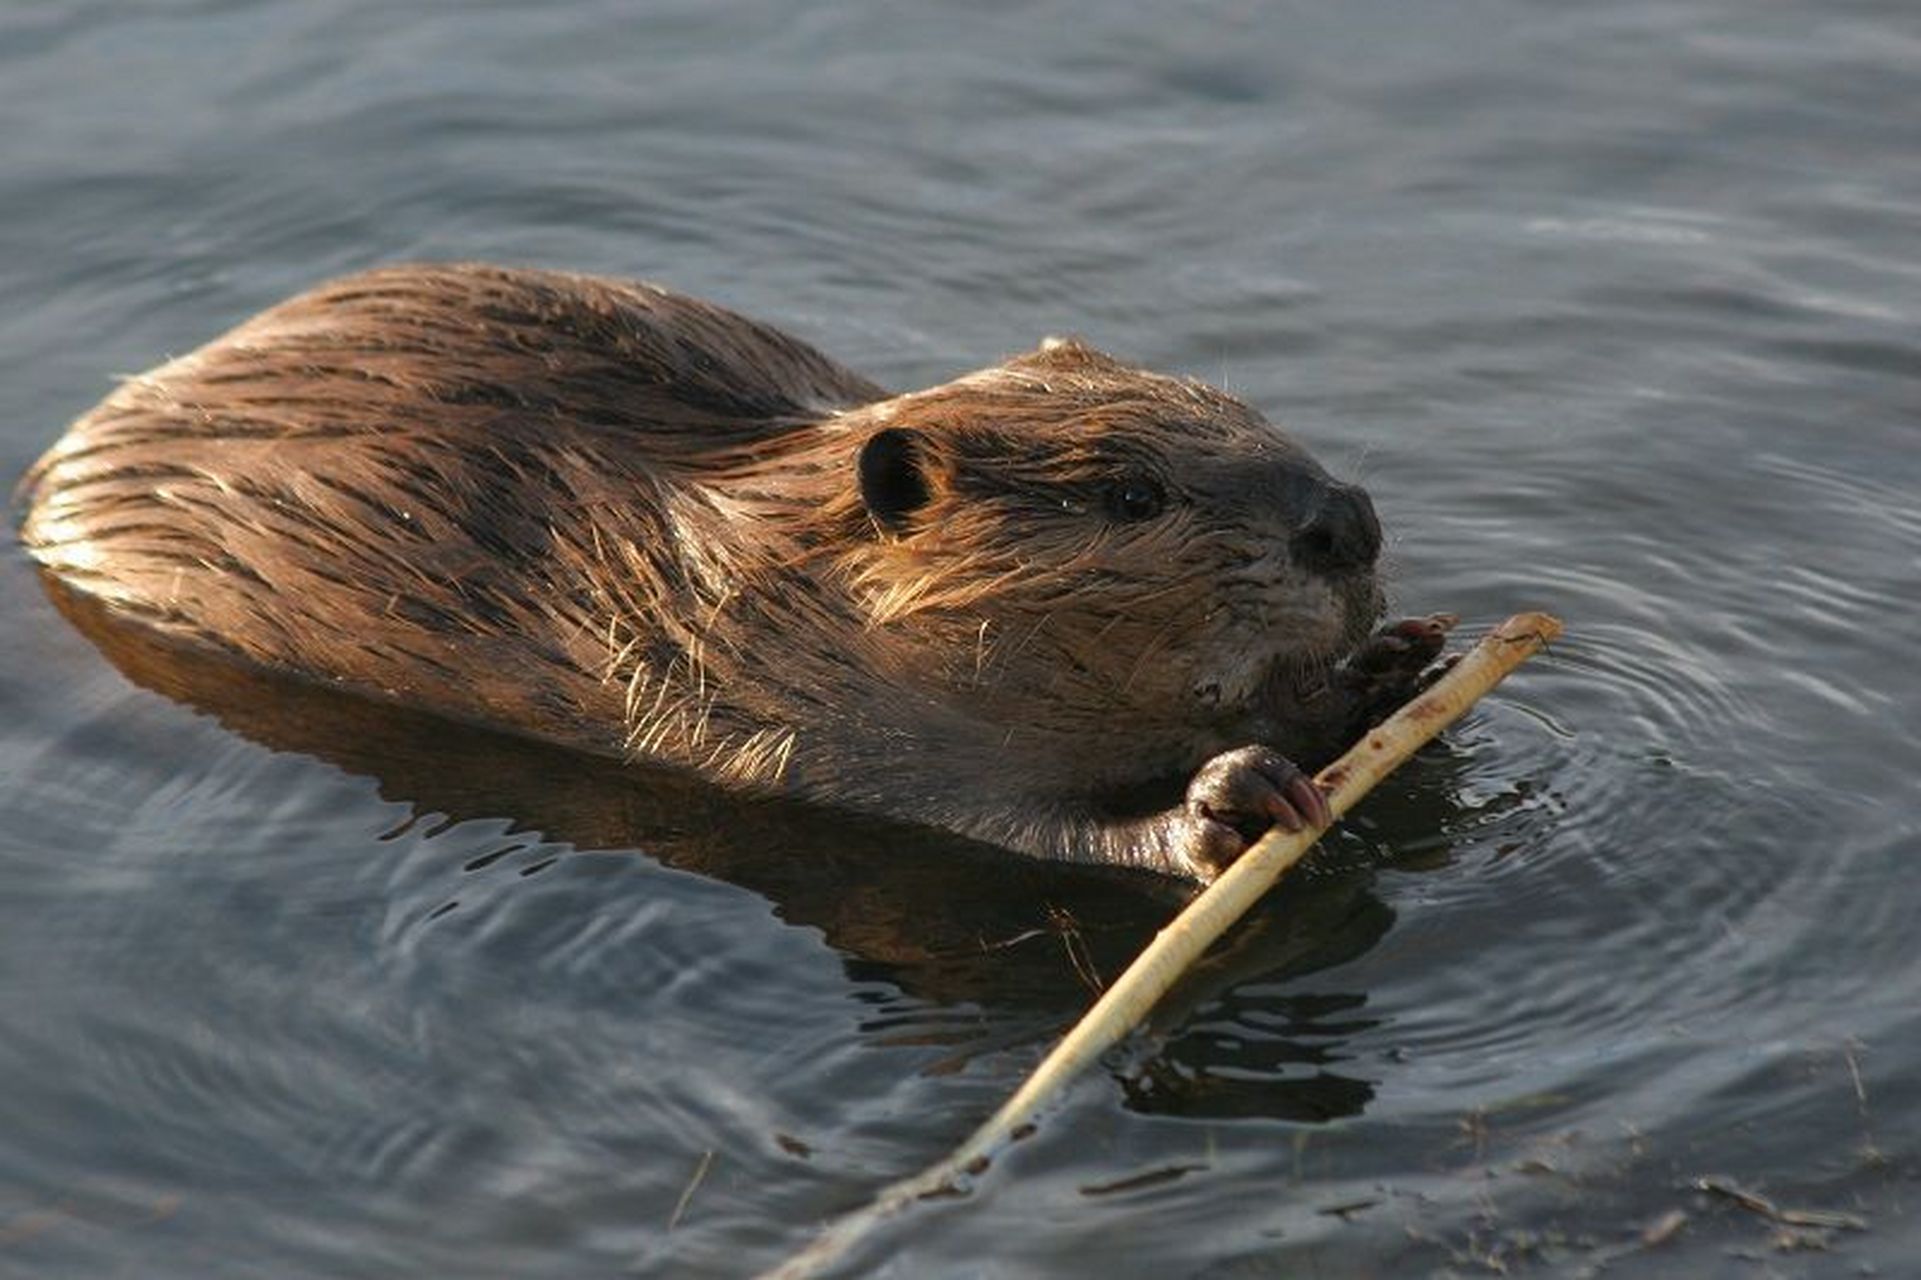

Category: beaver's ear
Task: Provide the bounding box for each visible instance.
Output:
[1014,335,1127,373]
[858,427,932,532]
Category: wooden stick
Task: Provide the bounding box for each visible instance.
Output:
[760,611,1563,1280]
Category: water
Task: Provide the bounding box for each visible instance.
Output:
[3,2,1918,1276]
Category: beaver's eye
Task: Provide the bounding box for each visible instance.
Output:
[1106,476,1166,522]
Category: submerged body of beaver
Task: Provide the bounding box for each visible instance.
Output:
[19,264,1448,880]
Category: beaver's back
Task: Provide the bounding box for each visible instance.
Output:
[20,263,887,747]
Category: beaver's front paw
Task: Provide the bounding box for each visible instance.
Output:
[1341,613,1457,722]
[1173,745,1332,879]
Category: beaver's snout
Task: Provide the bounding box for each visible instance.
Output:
[1292,482,1382,576]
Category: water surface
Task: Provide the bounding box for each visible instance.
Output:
[3,2,1918,1276]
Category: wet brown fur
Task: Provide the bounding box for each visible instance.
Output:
[20,263,1384,875]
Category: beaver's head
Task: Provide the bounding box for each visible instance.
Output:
[825,339,1385,768]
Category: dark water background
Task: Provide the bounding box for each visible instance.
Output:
[4,3,1918,1276]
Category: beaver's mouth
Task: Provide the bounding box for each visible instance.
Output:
[1239,574,1385,718]
[1304,572,1388,668]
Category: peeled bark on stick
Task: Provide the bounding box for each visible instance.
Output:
[762,610,1563,1280]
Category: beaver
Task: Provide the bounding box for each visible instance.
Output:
[19,263,1448,880]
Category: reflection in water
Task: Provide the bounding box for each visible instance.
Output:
[47,576,1479,1126]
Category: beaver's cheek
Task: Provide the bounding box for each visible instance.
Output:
[1188,647,1275,719]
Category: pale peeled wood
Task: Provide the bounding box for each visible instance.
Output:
[763,611,1564,1280]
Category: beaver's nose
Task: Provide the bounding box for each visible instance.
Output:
[1291,483,1381,575]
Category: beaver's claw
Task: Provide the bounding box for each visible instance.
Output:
[1174,745,1331,880]
[1340,613,1457,722]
